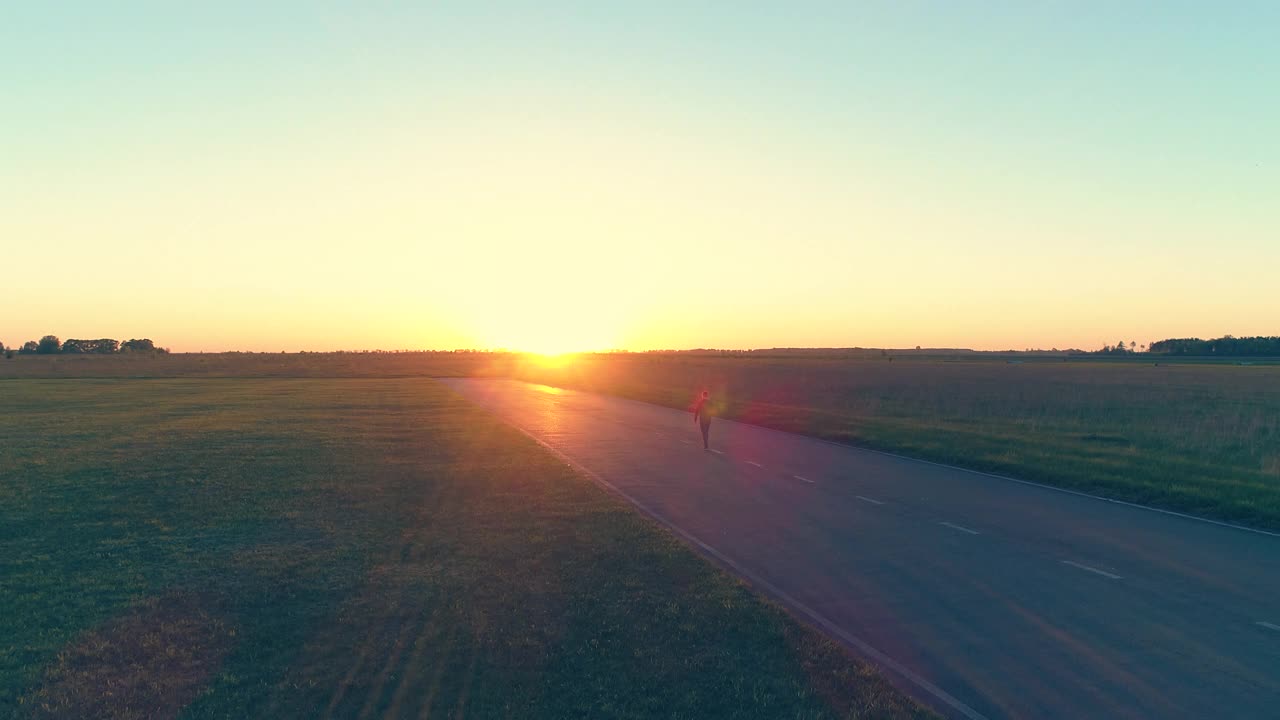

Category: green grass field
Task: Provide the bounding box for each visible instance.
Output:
[516,354,1280,531]
[1,377,930,719]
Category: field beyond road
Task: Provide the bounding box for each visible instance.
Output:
[0,377,930,719]
[515,353,1280,531]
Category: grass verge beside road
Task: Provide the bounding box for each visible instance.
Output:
[1,378,931,719]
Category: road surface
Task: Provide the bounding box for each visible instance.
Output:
[441,378,1280,719]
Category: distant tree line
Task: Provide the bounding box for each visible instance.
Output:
[1085,336,1280,357]
[1147,336,1280,357]
[3,336,167,358]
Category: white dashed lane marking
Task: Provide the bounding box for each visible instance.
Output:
[1061,560,1123,580]
[745,460,764,468]
[856,495,885,505]
[709,449,725,455]
[1256,621,1280,632]
[793,475,816,484]
[939,522,980,535]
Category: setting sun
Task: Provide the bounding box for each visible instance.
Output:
[463,298,626,356]
[525,351,579,370]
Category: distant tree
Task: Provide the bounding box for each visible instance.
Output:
[63,338,120,354]
[1116,340,1126,352]
[36,335,61,354]
[20,340,38,354]
[121,338,156,353]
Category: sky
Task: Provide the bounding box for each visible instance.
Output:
[4,2,1277,353]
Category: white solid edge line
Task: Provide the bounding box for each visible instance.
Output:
[488,410,989,720]
[794,475,816,484]
[939,521,980,535]
[1255,621,1280,632]
[1061,560,1123,580]
[746,460,764,468]
[856,495,885,505]
[709,415,1280,540]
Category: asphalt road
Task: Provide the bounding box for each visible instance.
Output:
[441,378,1280,719]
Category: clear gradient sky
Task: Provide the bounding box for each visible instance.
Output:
[4,3,1277,353]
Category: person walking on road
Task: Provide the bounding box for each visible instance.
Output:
[693,390,713,449]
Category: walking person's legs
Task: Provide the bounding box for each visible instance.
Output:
[700,420,710,449]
